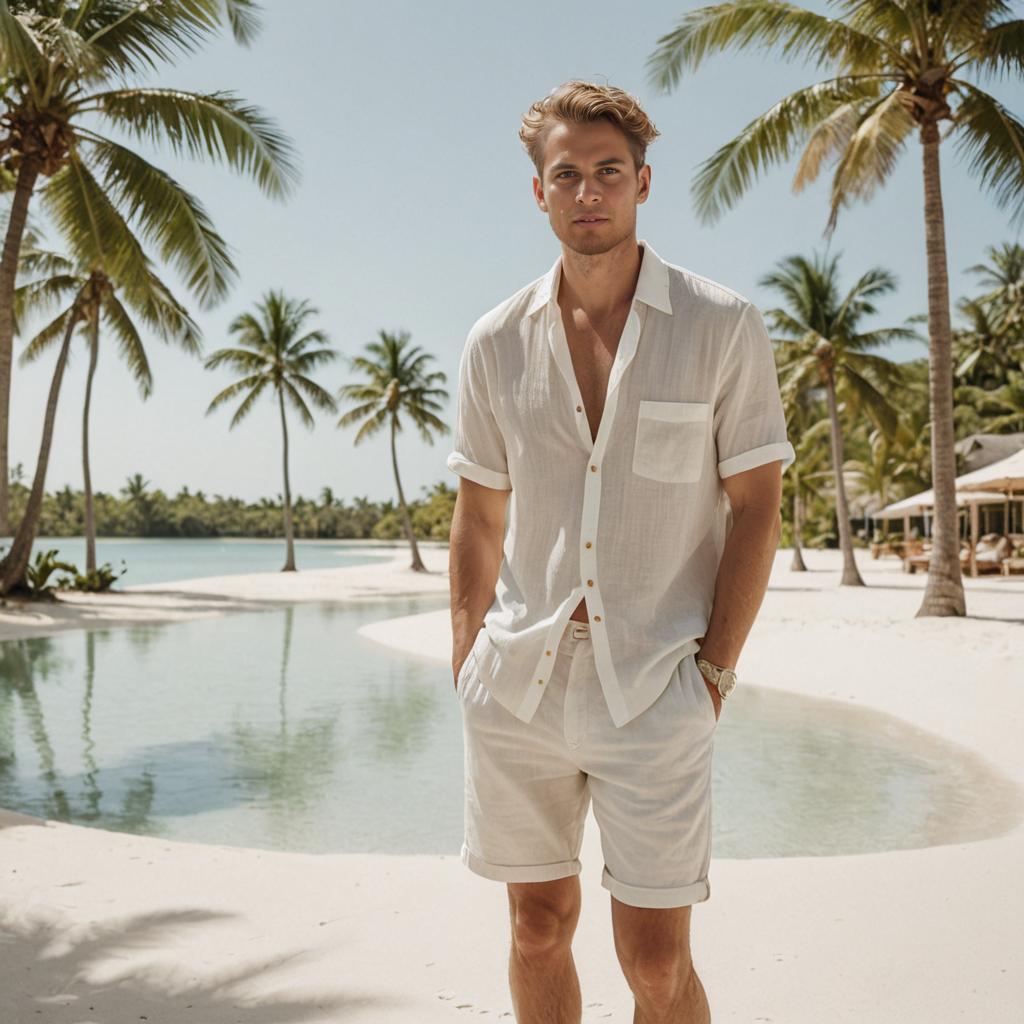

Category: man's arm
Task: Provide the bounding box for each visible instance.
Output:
[696,459,783,672]
[449,477,509,688]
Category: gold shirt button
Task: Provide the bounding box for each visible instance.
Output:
[537,679,544,685]
[590,464,597,472]
[585,541,592,548]
[594,615,601,622]
[576,404,582,412]
[546,650,552,656]
[587,579,594,586]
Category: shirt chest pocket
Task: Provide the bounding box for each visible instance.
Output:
[632,400,710,484]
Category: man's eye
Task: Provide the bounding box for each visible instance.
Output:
[556,168,619,179]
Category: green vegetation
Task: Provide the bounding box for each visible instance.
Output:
[3,471,459,543]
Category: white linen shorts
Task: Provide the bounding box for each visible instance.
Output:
[456,619,718,909]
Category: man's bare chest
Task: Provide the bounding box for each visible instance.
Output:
[562,308,631,444]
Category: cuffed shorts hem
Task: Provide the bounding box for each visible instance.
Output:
[461,842,582,884]
[601,865,711,908]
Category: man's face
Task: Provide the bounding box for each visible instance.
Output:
[532,118,651,257]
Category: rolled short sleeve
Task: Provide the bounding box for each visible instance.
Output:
[713,303,796,479]
[446,330,512,491]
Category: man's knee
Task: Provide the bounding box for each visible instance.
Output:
[507,875,581,958]
[626,945,693,994]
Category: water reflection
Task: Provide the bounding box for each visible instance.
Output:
[1,599,1021,859]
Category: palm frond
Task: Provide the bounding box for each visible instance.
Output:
[39,152,152,293]
[955,15,1024,78]
[824,88,917,234]
[0,1,46,95]
[282,378,315,429]
[203,345,267,373]
[117,259,203,354]
[17,303,80,366]
[12,272,79,332]
[691,76,890,225]
[646,0,908,94]
[76,0,255,76]
[101,292,153,398]
[346,405,389,445]
[288,339,339,373]
[79,87,300,199]
[222,0,262,46]
[82,130,235,307]
[831,266,901,330]
[288,373,339,416]
[762,307,811,338]
[16,245,74,279]
[949,80,1024,230]
[847,326,923,349]
[208,375,269,429]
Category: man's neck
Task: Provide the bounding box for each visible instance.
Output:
[557,237,642,323]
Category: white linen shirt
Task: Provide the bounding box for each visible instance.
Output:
[447,239,795,728]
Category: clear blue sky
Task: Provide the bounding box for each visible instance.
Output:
[11,0,1024,505]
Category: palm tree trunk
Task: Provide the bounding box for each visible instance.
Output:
[83,315,99,574]
[824,369,864,586]
[278,388,296,572]
[0,308,81,595]
[390,415,425,572]
[916,120,965,616]
[790,487,808,572]
[0,155,42,537]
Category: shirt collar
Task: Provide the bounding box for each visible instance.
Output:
[525,237,673,319]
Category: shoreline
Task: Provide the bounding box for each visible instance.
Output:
[1,545,1022,1021]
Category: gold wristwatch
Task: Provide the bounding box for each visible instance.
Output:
[696,657,738,700]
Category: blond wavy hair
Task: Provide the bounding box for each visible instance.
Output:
[519,80,660,179]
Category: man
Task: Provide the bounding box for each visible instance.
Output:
[447,79,795,1023]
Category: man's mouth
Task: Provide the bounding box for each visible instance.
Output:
[574,216,608,225]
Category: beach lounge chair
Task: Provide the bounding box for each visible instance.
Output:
[903,536,1007,575]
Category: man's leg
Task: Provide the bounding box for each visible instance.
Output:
[507,875,583,1023]
[610,896,710,1024]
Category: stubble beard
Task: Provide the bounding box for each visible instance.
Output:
[558,216,635,260]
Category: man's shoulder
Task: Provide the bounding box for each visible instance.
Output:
[661,259,753,321]
[466,272,547,346]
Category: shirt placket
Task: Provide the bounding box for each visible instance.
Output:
[513,302,646,725]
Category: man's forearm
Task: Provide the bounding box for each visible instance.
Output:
[449,510,504,673]
[697,508,781,670]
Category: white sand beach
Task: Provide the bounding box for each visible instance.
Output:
[1,544,1022,1022]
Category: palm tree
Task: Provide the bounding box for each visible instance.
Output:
[204,290,339,572]
[121,472,153,535]
[0,0,299,536]
[780,384,831,571]
[13,237,200,575]
[647,0,1024,616]
[964,240,1024,330]
[951,295,1018,390]
[336,329,449,573]
[764,251,913,585]
[955,371,1024,434]
[0,269,82,593]
[848,426,921,543]
[953,243,1024,392]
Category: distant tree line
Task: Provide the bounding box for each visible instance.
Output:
[3,472,459,544]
